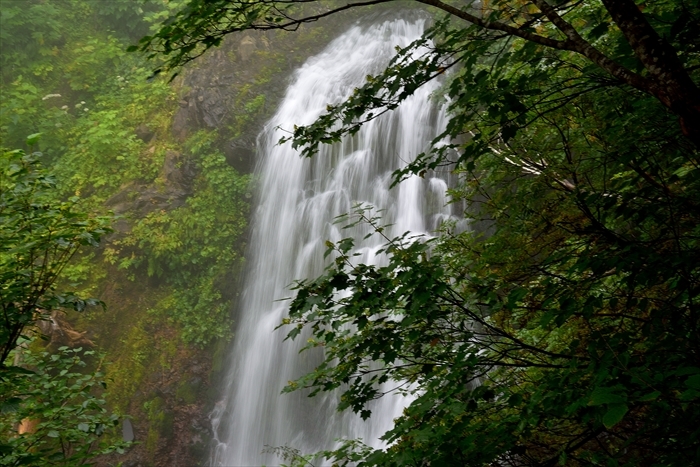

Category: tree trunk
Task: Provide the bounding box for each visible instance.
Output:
[601,0,700,145]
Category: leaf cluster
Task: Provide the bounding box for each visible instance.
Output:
[0,146,112,366]
[0,346,129,466]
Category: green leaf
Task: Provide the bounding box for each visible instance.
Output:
[602,404,628,429]
[507,393,523,406]
[588,22,609,40]
[589,387,626,406]
[685,374,700,390]
[26,133,42,146]
[638,391,661,402]
[1,397,22,413]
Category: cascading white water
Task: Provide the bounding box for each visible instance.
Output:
[211,16,460,466]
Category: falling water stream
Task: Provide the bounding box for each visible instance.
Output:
[211,16,459,466]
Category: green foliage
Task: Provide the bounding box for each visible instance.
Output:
[0,345,129,466]
[1,0,250,349]
[90,0,180,39]
[118,132,251,345]
[0,0,72,75]
[0,76,66,154]
[141,0,699,465]
[230,86,267,138]
[100,316,155,414]
[0,0,177,153]
[0,145,112,365]
[0,0,179,81]
[289,151,700,464]
[0,2,254,465]
[53,70,176,204]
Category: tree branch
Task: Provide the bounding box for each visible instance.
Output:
[528,0,655,96]
[415,0,569,50]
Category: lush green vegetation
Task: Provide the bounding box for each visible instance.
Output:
[0,145,111,365]
[1,0,252,464]
[1,0,251,344]
[0,346,128,466]
[145,1,700,465]
[114,131,251,345]
[0,144,122,465]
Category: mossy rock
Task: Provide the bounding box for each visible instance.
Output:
[189,439,207,461]
[176,376,202,404]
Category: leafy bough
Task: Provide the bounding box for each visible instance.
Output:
[1,139,112,366]
[281,207,574,446]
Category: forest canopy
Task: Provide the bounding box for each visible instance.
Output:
[140,0,700,465]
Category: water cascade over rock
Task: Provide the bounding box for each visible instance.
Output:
[211,16,460,466]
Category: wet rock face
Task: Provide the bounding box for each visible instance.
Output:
[225,138,256,174]
[238,35,257,61]
[169,24,345,174]
[162,150,196,190]
[101,16,356,467]
[135,124,155,143]
[172,87,229,138]
[170,33,278,172]
[105,183,182,219]
[171,46,237,139]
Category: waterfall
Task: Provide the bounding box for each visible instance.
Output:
[211,16,459,466]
